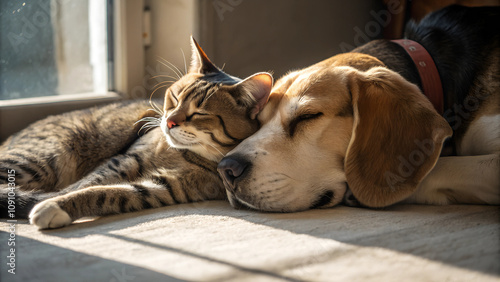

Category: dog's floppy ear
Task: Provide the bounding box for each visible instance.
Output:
[344,67,452,207]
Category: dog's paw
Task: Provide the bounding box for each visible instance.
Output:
[29,201,72,229]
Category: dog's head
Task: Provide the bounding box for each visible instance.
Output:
[218,54,452,212]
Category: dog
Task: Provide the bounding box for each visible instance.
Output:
[217,5,500,212]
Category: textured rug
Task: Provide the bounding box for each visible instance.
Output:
[1,202,499,281]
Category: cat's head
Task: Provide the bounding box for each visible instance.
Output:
[160,37,273,162]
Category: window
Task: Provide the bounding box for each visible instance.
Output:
[0,0,192,141]
[0,0,109,100]
[0,0,128,141]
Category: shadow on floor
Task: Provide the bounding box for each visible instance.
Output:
[0,232,182,282]
[10,202,500,279]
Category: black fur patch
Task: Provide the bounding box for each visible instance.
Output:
[128,153,144,175]
[152,175,179,204]
[141,199,153,209]
[96,193,107,207]
[132,184,151,197]
[119,196,129,213]
[107,163,119,173]
[111,158,120,167]
[310,190,334,209]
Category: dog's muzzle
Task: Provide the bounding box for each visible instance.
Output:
[217,156,250,193]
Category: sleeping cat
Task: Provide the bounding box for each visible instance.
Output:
[0,38,273,229]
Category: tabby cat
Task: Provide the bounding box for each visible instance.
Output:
[0,38,272,229]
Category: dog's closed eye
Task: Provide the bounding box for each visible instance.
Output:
[288,112,323,137]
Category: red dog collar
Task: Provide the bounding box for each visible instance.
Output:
[391,39,444,114]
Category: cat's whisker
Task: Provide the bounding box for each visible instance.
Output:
[166,58,186,77]
[153,81,177,88]
[149,75,179,81]
[157,56,184,79]
[135,116,161,135]
[149,104,164,116]
[151,81,177,90]
[150,84,171,100]
[205,92,215,102]
[138,124,157,135]
[135,117,160,125]
[148,79,175,103]
[147,93,164,116]
[147,93,164,120]
[146,98,164,116]
[146,121,160,127]
[203,142,225,158]
[196,143,212,157]
[157,57,181,78]
[143,123,159,129]
[157,60,182,79]
[204,87,220,102]
[137,117,160,124]
[142,99,163,116]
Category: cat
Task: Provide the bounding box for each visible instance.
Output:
[0,37,273,229]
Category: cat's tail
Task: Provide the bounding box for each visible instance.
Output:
[0,187,56,219]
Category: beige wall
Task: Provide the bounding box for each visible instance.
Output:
[145,0,197,69]
[198,0,386,79]
[142,0,197,99]
[143,0,388,93]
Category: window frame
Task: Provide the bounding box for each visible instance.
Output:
[0,0,146,141]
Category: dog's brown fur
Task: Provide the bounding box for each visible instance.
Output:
[218,6,499,211]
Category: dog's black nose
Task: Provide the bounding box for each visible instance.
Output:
[217,156,249,192]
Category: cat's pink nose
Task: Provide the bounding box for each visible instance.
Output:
[167,119,177,129]
[166,113,185,129]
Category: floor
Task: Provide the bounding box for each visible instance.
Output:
[1,202,499,281]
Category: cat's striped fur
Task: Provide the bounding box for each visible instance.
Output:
[0,38,273,229]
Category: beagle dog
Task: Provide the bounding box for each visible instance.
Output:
[217,5,500,211]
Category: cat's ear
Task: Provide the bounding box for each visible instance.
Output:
[189,36,220,74]
[236,72,273,119]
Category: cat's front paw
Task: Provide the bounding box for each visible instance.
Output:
[29,201,72,229]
